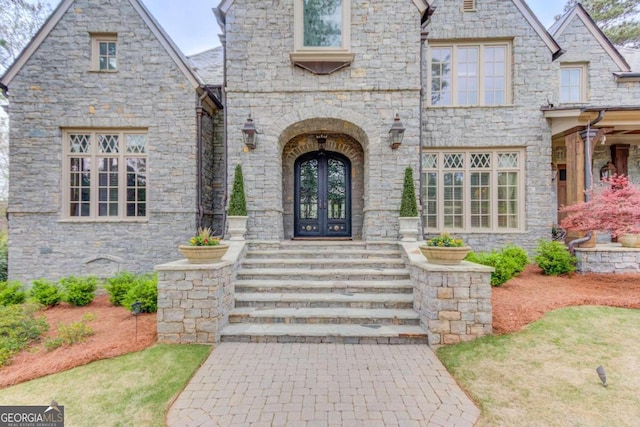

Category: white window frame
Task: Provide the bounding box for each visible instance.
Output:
[421,149,525,232]
[559,63,588,103]
[63,129,148,221]
[91,33,118,72]
[428,41,512,107]
[290,0,353,63]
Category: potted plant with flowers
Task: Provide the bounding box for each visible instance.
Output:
[179,227,229,264]
[419,231,471,265]
[560,175,640,248]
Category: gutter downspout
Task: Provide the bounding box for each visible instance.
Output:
[418,29,428,242]
[582,110,605,201]
[568,230,592,255]
[220,33,229,239]
[196,91,208,230]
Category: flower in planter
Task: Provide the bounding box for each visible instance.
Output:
[188,227,221,246]
[425,232,466,247]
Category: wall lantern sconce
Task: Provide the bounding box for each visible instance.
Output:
[316,134,328,152]
[389,113,405,149]
[241,115,258,149]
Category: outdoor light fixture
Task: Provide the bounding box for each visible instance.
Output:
[389,113,405,149]
[316,134,328,152]
[596,365,608,387]
[241,114,258,149]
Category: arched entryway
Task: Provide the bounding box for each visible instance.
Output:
[294,151,351,238]
[282,132,365,240]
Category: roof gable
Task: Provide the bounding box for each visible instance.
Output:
[550,3,630,72]
[1,0,204,90]
[510,0,562,57]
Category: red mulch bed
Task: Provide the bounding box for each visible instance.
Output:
[1,266,639,389]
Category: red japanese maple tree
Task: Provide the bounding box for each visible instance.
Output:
[560,175,640,238]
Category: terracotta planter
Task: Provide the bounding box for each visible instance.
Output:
[178,244,229,264]
[419,245,471,265]
[619,234,640,248]
[398,216,419,242]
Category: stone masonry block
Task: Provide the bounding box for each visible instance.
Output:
[429,319,451,334]
[443,334,461,345]
[157,322,184,334]
[439,311,461,321]
[437,288,454,299]
[163,309,185,322]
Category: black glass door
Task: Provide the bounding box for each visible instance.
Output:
[295,151,351,237]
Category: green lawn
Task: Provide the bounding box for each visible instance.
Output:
[437,306,640,426]
[0,344,211,427]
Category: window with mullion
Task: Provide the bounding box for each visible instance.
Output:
[421,150,522,232]
[65,131,147,220]
[430,42,509,106]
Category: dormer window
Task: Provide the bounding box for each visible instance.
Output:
[91,34,117,71]
[290,0,354,74]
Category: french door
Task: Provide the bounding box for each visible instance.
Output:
[294,151,351,238]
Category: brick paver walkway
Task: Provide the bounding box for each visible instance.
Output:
[167,343,479,427]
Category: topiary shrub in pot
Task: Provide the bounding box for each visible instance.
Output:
[227,164,248,241]
[399,166,419,242]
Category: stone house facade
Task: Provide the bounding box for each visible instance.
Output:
[2,0,640,283]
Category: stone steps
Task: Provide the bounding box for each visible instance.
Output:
[240,257,406,270]
[236,267,411,281]
[234,279,414,294]
[234,292,414,309]
[221,242,428,344]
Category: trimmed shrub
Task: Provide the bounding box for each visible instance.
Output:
[534,240,576,276]
[29,279,63,307]
[122,273,158,313]
[399,167,418,217]
[0,281,27,306]
[0,303,49,367]
[60,276,97,307]
[104,271,138,306]
[228,164,247,216]
[501,245,530,274]
[45,313,95,351]
[466,244,529,287]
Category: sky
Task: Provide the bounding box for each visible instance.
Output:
[41,0,567,57]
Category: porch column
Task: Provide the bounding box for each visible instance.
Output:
[565,131,585,205]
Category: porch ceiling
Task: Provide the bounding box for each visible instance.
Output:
[544,107,640,140]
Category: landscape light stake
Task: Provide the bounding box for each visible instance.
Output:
[596,365,608,387]
[131,302,142,342]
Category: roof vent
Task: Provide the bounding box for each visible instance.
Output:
[463,0,476,12]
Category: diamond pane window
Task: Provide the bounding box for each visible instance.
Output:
[498,152,518,168]
[422,153,438,169]
[98,134,119,153]
[70,134,91,153]
[126,134,147,154]
[470,153,490,169]
[444,153,464,169]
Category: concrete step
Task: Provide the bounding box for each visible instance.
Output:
[240,257,406,270]
[236,267,411,281]
[219,323,428,344]
[234,292,414,309]
[234,279,414,294]
[228,307,420,325]
[260,241,401,252]
[245,249,403,260]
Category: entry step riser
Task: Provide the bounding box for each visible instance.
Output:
[234,284,414,294]
[240,260,406,270]
[220,336,428,344]
[244,251,403,260]
[236,272,411,281]
[228,316,420,326]
[235,301,414,309]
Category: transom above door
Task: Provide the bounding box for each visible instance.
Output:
[294,151,351,238]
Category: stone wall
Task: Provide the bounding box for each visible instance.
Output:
[576,244,640,273]
[5,0,206,282]
[402,243,493,346]
[156,241,245,343]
